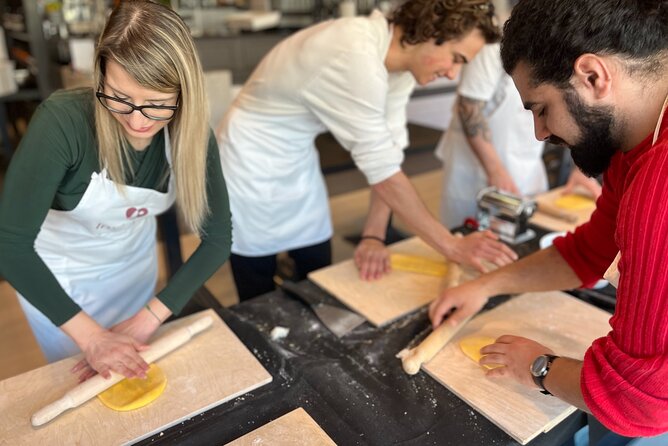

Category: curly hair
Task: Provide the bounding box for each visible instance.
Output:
[390,0,501,46]
[501,0,668,87]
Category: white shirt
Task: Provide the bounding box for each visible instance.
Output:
[436,43,547,228]
[218,10,416,255]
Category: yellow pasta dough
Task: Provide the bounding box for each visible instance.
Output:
[553,194,595,211]
[390,254,448,277]
[459,336,503,370]
[98,363,167,411]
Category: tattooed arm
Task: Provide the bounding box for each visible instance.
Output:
[457,95,519,195]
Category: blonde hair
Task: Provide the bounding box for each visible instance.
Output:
[93,0,209,234]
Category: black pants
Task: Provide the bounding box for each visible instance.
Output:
[230,239,332,302]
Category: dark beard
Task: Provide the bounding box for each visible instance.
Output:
[559,89,619,177]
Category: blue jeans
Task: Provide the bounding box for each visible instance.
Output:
[564,414,667,446]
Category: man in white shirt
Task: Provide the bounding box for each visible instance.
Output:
[218,0,515,300]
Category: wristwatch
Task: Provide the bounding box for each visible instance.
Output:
[530,354,558,395]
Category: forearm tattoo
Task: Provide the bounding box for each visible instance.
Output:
[457,96,492,143]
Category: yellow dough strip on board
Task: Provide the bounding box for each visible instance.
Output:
[553,193,595,211]
[390,253,448,277]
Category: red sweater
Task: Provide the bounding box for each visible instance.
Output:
[554,111,668,436]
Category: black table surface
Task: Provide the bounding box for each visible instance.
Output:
[138,226,614,446]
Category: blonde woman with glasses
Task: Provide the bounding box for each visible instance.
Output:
[0,0,231,381]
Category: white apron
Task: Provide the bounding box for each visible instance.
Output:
[218,11,408,256]
[18,128,176,362]
[603,95,668,288]
[437,74,547,228]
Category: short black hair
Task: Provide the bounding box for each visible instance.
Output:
[500,0,668,87]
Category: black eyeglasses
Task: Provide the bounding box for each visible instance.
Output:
[96,91,179,121]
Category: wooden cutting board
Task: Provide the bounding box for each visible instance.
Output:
[225,408,336,445]
[0,309,273,446]
[309,237,475,326]
[530,186,596,232]
[423,291,611,445]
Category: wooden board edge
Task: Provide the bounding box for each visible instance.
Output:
[306,273,382,328]
[224,407,337,446]
[422,365,562,445]
[125,374,274,446]
[307,272,435,328]
[542,407,578,434]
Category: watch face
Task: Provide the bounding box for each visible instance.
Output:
[531,355,549,377]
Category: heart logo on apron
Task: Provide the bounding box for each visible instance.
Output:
[126,207,149,219]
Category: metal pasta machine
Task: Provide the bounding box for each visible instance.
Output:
[476,187,537,245]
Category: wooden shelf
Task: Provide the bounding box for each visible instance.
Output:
[1,0,61,99]
[0,88,41,102]
[6,31,30,43]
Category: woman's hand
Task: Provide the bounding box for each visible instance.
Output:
[446,230,518,273]
[354,238,391,281]
[110,306,164,345]
[71,329,150,382]
[66,301,170,382]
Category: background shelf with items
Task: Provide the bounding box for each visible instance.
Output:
[0,0,65,157]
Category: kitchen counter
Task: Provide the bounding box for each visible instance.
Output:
[138,224,613,445]
[136,287,581,445]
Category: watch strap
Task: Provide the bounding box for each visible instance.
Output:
[532,354,558,395]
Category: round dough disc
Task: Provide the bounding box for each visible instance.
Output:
[98,363,167,411]
[459,336,502,370]
[553,194,595,211]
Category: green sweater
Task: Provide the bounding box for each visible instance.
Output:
[0,88,232,326]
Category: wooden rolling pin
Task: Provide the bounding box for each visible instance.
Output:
[31,316,213,427]
[398,262,470,375]
[398,312,473,375]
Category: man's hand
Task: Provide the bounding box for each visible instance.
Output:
[447,230,518,273]
[428,280,490,329]
[354,238,391,281]
[480,335,554,388]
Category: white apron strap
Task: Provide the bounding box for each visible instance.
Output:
[603,252,621,288]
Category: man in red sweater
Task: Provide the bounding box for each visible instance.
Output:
[429,0,668,440]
